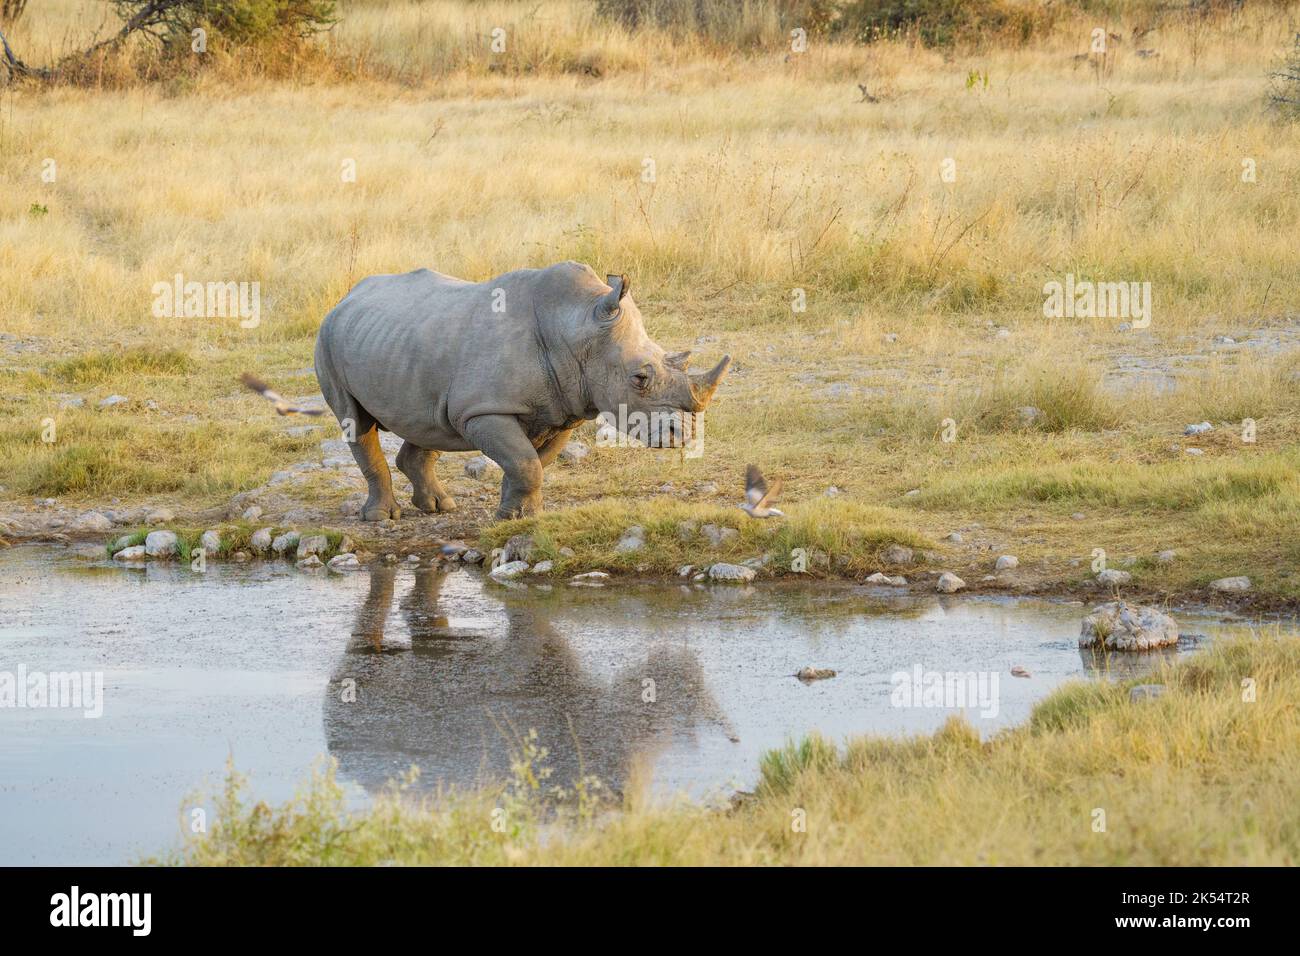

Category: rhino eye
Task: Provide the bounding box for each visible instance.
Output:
[631,368,652,390]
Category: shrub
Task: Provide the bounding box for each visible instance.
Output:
[836,0,1048,48]
[108,0,338,52]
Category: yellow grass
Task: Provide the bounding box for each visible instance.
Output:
[2,1,1299,600]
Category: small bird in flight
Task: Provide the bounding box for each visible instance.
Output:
[741,464,784,518]
[239,373,325,416]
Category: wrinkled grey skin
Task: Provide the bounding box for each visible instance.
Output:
[314,261,730,520]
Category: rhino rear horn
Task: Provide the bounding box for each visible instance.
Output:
[688,355,731,411]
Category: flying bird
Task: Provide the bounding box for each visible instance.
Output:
[239,373,325,416]
[740,464,784,518]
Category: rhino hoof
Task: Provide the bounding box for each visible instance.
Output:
[361,502,401,521]
[413,494,457,514]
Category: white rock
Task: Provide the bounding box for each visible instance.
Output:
[677,565,694,577]
[250,528,273,553]
[1184,421,1213,436]
[1080,602,1178,651]
[1096,569,1132,586]
[327,553,361,572]
[936,572,965,593]
[200,530,222,554]
[1156,549,1176,564]
[700,524,739,548]
[558,441,589,464]
[272,531,300,555]
[113,545,147,561]
[866,572,907,587]
[570,570,610,586]
[995,555,1019,571]
[73,511,114,533]
[464,455,499,479]
[614,527,645,553]
[1209,576,1251,592]
[529,560,554,574]
[944,532,963,543]
[145,507,174,523]
[144,530,178,558]
[297,534,329,560]
[297,555,324,569]
[883,544,914,564]
[98,395,129,408]
[708,563,756,582]
[490,560,530,580]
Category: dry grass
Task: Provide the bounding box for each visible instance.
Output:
[2,1,1299,598]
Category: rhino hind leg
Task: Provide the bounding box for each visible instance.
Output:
[350,422,402,522]
[395,441,457,514]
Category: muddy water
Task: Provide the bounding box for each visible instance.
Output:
[0,544,1268,865]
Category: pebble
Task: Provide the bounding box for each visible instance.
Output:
[708,563,755,582]
[327,553,361,572]
[796,667,836,682]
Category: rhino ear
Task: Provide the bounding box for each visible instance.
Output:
[665,350,692,371]
[596,274,630,324]
[605,274,630,301]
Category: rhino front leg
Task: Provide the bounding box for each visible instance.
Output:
[350,423,401,521]
[395,441,457,514]
[463,415,544,519]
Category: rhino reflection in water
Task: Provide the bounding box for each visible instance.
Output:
[323,566,736,796]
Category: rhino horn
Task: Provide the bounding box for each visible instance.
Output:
[665,350,692,371]
[688,355,731,411]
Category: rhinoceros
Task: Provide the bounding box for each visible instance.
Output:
[312,261,730,520]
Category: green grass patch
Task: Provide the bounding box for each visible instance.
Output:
[481,498,932,576]
[52,347,194,384]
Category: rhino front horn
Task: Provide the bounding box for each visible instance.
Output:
[689,355,731,411]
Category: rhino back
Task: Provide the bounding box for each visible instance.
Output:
[316,268,556,446]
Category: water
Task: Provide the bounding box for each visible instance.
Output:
[0,544,1267,865]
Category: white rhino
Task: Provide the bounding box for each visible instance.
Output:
[314,261,729,519]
